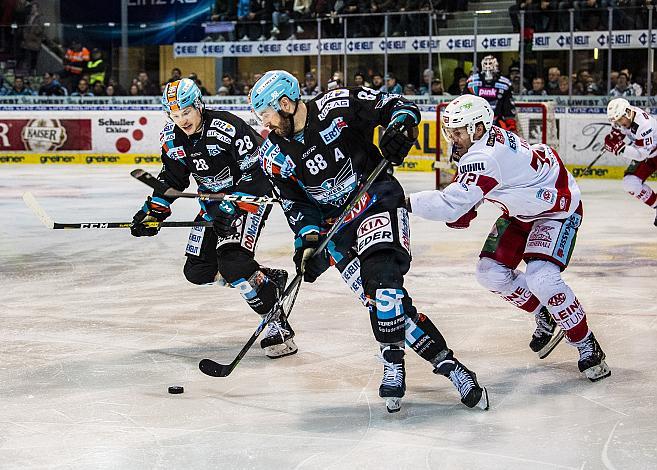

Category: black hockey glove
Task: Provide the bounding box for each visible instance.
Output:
[130,196,171,237]
[212,200,241,238]
[293,232,330,283]
[379,113,418,165]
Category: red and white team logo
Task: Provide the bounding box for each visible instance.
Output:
[548,293,567,307]
[528,225,554,243]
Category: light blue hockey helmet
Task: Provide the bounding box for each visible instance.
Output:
[249,70,301,117]
[161,78,203,113]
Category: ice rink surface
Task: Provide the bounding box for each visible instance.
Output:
[1,166,657,470]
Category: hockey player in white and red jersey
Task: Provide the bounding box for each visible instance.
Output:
[605,98,657,226]
[407,95,611,382]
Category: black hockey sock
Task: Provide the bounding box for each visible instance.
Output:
[405,311,449,364]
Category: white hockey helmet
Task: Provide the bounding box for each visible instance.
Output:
[607,98,632,124]
[441,95,494,143]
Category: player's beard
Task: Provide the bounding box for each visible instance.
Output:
[272,117,292,138]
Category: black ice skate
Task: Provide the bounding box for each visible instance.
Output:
[378,345,406,413]
[260,317,298,358]
[530,306,565,359]
[575,332,611,382]
[434,355,489,410]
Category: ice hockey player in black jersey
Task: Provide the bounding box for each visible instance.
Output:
[249,70,489,413]
[130,78,297,358]
[466,55,518,133]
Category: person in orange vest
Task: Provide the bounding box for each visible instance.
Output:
[62,39,90,90]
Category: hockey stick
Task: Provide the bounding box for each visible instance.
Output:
[22,192,212,230]
[198,159,391,377]
[130,169,280,205]
[578,149,607,176]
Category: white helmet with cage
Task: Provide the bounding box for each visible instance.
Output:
[481,55,499,81]
[441,95,494,143]
[607,98,632,124]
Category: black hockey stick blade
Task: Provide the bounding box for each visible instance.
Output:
[130,168,280,205]
[578,149,606,177]
[199,274,302,377]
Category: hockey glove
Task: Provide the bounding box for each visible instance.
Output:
[380,114,418,165]
[130,196,171,237]
[213,200,241,238]
[604,129,626,155]
[446,208,477,229]
[293,232,330,283]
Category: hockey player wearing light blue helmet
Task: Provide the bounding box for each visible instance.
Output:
[161,78,204,136]
[249,70,301,139]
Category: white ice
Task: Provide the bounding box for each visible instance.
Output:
[1,166,657,470]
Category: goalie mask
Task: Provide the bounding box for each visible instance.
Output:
[481,55,499,82]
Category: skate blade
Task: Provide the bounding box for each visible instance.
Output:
[385,397,401,413]
[584,360,611,382]
[538,329,565,359]
[264,339,298,359]
[475,387,490,411]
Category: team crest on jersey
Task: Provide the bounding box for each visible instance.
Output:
[536,188,556,204]
[320,117,348,144]
[193,167,233,191]
[239,151,259,170]
[305,159,357,206]
[374,94,402,109]
[206,144,224,156]
[210,119,236,137]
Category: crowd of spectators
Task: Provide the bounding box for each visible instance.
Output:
[509,1,654,34]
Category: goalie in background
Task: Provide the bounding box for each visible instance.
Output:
[130,78,298,359]
[605,97,657,227]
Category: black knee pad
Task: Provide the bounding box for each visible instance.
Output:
[183,257,218,285]
[404,311,449,365]
[360,250,412,345]
[216,246,260,284]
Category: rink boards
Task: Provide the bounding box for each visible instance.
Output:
[0,105,646,179]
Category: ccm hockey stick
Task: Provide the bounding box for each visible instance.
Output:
[22,192,212,230]
[130,169,280,205]
[198,158,391,377]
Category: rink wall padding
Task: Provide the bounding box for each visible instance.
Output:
[0,106,634,179]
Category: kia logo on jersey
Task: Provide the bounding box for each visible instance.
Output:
[357,213,391,237]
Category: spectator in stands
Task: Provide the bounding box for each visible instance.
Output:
[556,75,570,95]
[403,83,417,95]
[7,76,34,95]
[528,77,548,95]
[188,72,211,95]
[574,0,614,30]
[270,0,294,39]
[105,84,116,97]
[509,65,527,94]
[107,77,126,96]
[430,78,445,95]
[384,73,402,93]
[221,73,241,95]
[419,68,434,95]
[137,71,159,96]
[370,0,394,37]
[343,0,372,37]
[371,72,384,90]
[211,0,237,40]
[19,1,44,76]
[62,39,90,90]
[92,81,105,96]
[71,78,94,97]
[0,75,8,96]
[87,49,106,86]
[609,70,619,90]
[447,67,467,95]
[128,83,141,96]
[169,67,182,83]
[244,0,272,41]
[353,72,368,87]
[585,82,601,95]
[546,67,561,94]
[620,68,643,96]
[300,72,320,95]
[509,0,538,33]
[292,0,311,34]
[38,72,67,96]
[217,86,229,96]
[610,71,636,96]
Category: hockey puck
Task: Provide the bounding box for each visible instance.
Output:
[168,385,184,394]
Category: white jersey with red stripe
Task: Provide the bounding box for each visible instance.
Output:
[614,106,657,162]
[410,125,581,223]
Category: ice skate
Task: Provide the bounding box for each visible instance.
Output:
[378,345,406,413]
[575,332,611,382]
[530,306,565,359]
[260,317,298,358]
[434,355,489,410]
